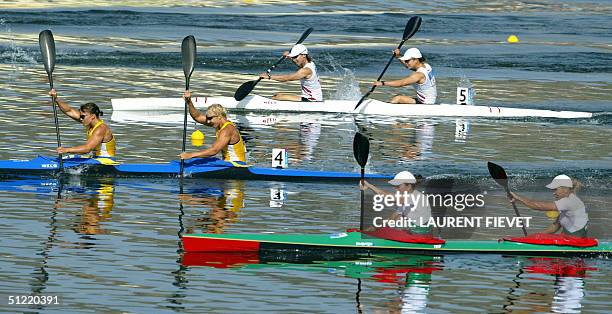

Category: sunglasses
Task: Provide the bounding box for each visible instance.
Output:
[205,115,217,121]
[79,114,88,121]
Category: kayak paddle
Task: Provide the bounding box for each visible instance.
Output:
[234,27,314,101]
[180,35,196,178]
[39,30,63,169]
[353,16,422,111]
[487,161,528,236]
[353,132,370,231]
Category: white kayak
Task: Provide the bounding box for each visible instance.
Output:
[111,95,593,119]
[111,110,355,126]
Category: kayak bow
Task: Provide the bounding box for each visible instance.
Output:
[182,231,612,258]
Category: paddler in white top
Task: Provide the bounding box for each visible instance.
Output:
[373,47,437,104]
[259,44,323,102]
[179,91,248,162]
[510,175,589,237]
[49,89,116,158]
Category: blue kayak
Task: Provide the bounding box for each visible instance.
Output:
[0,156,390,182]
[0,175,225,196]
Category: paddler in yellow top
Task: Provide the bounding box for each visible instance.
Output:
[179,90,248,162]
[49,89,116,158]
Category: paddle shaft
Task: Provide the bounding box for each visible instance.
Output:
[354,39,409,110]
[353,132,370,232]
[48,79,63,169]
[243,55,285,96]
[180,78,189,178]
[360,168,365,231]
[39,30,62,169]
[487,161,528,237]
[505,186,528,236]
[180,35,196,178]
[234,28,313,101]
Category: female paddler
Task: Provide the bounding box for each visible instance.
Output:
[179,91,247,162]
[372,47,437,104]
[511,175,589,237]
[361,171,432,234]
[259,44,323,102]
[50,89,116,158]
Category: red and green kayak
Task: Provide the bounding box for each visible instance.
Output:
[182,231,612,258]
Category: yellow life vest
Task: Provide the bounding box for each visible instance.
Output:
[216,121,247,162]
[86,120,116,158]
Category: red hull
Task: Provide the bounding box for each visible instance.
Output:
[182,236,260,252]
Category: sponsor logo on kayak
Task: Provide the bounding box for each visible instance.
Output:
[41,163,58,168]
[355,242,374,247]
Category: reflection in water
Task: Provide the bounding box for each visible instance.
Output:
[503,257,593,313]
[69,180,115,235]
[454,119,471,143]
[183,251,441,312]
[552,276,585,314]
[381,121,436,163]
[29,181,61,311]
[181,180,246,234]
[297,123,321,162]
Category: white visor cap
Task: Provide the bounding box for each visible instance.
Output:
[288,44,308,58]
[545,174,573,189]
[399,47,423,61]
[388,171,417,186]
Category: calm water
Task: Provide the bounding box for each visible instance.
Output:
[1,1,611,313]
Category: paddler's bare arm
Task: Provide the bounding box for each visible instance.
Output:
[542,219,561,234]
[373,72,424,88]
[179,126,232,160]
[183,90,206,124]
[260,67,312,82]
[49,89,80,121]
[360,180,390,195]
[56,124,106,154]
[510,192,557,211]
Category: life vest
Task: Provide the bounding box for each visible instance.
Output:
[217,121,247,162]
[86,120,116,158]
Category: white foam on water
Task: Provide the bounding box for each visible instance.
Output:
[319,53,362,100]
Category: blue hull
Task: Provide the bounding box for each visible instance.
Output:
[0,156,390,182]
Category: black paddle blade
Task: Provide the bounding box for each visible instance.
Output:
[234,80,258,101]
[487,161,509,188]
[38,30,56,76]
[296,27,314,44]
[353,133,370,168]
[402,16,422,40]
[181,35,197,83]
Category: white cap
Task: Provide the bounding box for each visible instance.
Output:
[399,48,422,61]
[545,174,573,189]
[388,171,417,186]
[288,44,308,58]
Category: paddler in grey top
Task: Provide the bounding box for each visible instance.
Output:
[372,47,437,104]
[361,171,431,234]
[510,175,589,237]
[259,44,323,102]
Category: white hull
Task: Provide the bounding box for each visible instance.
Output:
[111,110,355,126]
[111,95,593,119]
